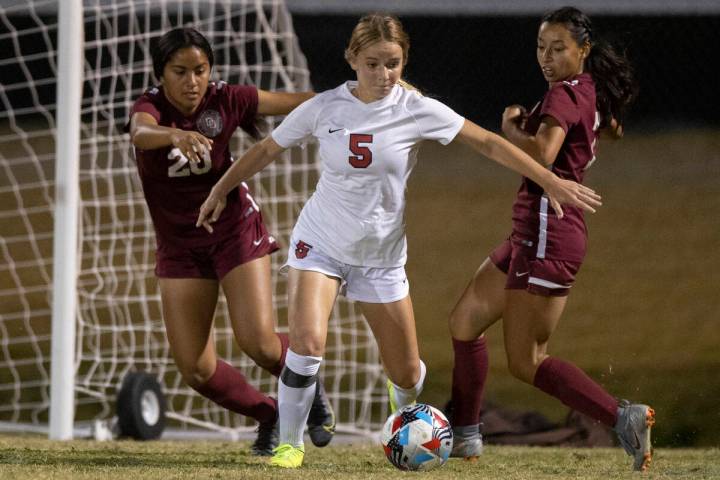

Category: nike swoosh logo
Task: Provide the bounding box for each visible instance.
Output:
[328,128,343,133]
[253,236,264,246]
[515,271,529,277]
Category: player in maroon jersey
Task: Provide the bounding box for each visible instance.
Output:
[126,27,335,454]
[447,7,654,471]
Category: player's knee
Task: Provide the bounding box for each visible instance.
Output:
[506,353,535,384]
[179,363,214,389]
[448,299,497,340]
[448,305,468,337]
[243,340,279,370]
[291,333,325,357]
[448,305,479,339]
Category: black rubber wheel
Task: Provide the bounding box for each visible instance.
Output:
[116,371,166,440]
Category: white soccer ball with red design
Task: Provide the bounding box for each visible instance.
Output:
[381,403,453,471]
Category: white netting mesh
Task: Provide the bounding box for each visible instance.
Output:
[0,0,389,437]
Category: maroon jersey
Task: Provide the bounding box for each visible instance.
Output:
[127,81,259,248]
[512,72,600,262]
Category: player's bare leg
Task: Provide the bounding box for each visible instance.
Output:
[159,277,278,455]
[271,268,339,468]
[222,255,282,372]
[158,278,219,388]
[222,255,287,455]
[449,258,506,340]
[447,258,506,460]
[503,291,649,470]
[501,290,565,385]
[360,296,425,412]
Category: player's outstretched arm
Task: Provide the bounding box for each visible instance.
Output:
[257,90,315,115]
[454,119,602,218]
[196,136,285,232]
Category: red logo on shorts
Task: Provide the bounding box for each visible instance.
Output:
[295,240,313,259]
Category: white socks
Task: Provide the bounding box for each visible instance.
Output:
[278,348,322,447]
[390,360,426,409]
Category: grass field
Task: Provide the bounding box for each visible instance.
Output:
[1,433,718,480]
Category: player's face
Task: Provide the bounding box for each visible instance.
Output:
[349,41,404,102]
[536,22,589,85]
[160,46,211,115]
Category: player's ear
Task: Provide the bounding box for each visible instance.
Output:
[580,41,591,61]
[345,51,358,72]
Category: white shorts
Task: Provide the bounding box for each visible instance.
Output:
[282,237,410,304]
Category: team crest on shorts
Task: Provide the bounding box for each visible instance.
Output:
[196,110,223,138]
[295,240,313,259]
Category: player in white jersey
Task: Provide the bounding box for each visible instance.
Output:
[196,13,601,469]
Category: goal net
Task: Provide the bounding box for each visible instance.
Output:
[0,0,389,438]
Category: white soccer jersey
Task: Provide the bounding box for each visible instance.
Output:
[272,81,465,267]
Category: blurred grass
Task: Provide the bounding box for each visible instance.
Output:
[1,433,718,479]
[406,128,720,448]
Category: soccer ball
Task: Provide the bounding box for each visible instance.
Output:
[381,403,453,471]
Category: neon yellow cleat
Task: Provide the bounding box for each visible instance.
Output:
[269,443,305,469]
[387,379,398,413]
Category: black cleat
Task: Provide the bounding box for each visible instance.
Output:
[307,379,336,447]
[250,418,278,456]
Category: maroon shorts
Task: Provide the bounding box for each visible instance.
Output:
[155,212,279,280]
[489,236,581,297]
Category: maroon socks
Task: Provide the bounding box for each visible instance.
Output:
[533,356,618,427]
[451,336,489,426]
[194,359,277,423]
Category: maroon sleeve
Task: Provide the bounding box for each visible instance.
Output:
[124,93,161,133]
[226,85,259,135]
[539,83,580,133]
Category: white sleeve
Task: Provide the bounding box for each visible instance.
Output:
[408,95,465,145]
[270,96,320,148]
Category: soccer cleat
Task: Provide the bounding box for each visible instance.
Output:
[386,379,418,413]
[614,400,655,471]
[269,443,305,468]
[387,379,399,413]
[307,379,336,447]
[450,433,483,461]
[250,418,278,456]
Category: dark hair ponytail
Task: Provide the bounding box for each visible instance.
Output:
[542,7,638,127]
[151,27,214,81]
[586,40,638,126]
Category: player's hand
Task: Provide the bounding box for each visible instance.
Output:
[171,130,213,165]
[196,189,226,233]
[546,178,602,219]
[502,104,528,135]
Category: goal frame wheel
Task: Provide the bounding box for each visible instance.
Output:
[116,371,166,440]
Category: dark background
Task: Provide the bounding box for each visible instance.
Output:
[2,14,717,130]
[290,14,719,129]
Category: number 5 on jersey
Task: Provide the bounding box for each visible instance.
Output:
[348,133,373,168]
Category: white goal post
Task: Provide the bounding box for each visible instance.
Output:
[0,0,389,440]
[50,0,83,441]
